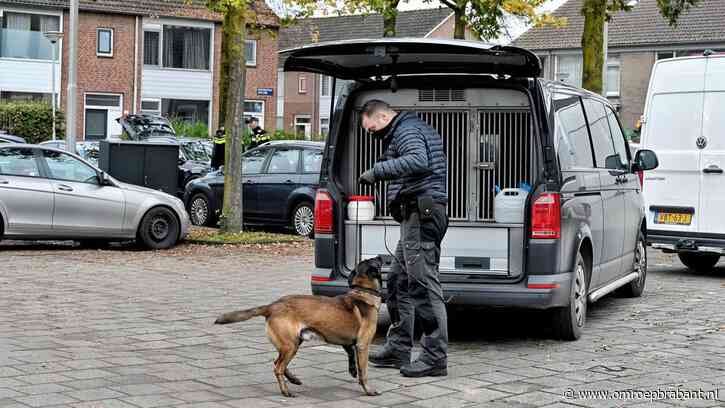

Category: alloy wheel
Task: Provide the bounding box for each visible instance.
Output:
[294,205,314,237]
[191,197,209,226]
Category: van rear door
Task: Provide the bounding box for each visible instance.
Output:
[642,58,706,234]
[698,56,725,235]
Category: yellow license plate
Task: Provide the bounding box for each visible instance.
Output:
[656,213,692,225]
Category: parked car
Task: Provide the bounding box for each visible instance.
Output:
[283,38,659,339]
[640,52,725,271]
[0,133,26,144]
[117,114,211,196]
[184,140,323,237]
[0,144,189,249]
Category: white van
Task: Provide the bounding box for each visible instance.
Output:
[641,51,725,271]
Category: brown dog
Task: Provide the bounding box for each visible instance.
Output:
[215,257,383,397]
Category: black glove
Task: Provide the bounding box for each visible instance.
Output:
[358,168,375,185]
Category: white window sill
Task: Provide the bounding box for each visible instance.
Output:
[143,65,211,73]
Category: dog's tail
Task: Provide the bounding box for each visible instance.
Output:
[214,305,270,325]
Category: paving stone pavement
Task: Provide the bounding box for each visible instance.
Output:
[0,242,723,408]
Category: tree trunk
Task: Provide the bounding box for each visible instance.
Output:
[581,0,606,94]
[382,0,400,37]
[218,27,231,126]
[453,7,465,39]
[220,6,246,233]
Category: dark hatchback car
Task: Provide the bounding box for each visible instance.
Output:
[283,38,660,340]
[184,140,324,237]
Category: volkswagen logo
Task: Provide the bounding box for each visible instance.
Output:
[696,136,708,149]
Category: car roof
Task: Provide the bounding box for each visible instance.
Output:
[257,140,325,149]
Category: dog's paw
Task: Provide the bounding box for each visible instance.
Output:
[364,389,381,397]
[282,391,296,398]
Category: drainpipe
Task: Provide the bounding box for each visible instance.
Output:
[133,15,139,113]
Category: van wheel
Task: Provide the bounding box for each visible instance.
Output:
[619,230,647,297]
[678,252,720,272]
[551,252,588,341]
[138,207,180,250]
[292,202,314,238]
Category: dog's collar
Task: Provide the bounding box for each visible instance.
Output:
[350,285,382,298]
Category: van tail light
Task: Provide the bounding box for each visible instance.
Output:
[530,193,561,239]
[637,171,644,189]
[314,190,334,234]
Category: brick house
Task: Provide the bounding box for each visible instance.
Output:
[0,0,279,139]
[277,8,477,138]
[513,0,725,133]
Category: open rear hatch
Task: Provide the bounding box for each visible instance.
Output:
[281,38,541,79]
[282,39,542,282]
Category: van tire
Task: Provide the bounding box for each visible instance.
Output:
[551,252,587,341]
[619,230,647,297]
[678,252,720,272]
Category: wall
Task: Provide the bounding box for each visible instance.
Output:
[283,71,316,134]
[427,13,477,40]
[619,51,655,130]
[244,31,279,131]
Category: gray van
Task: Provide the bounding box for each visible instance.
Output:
[283,39,659,340]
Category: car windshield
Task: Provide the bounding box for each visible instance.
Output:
[181,140,211,162]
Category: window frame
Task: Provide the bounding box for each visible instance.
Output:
[298,75,308,94]
[320,75,331,97]
[41,149,100,185]
[96,27,113,57]
[581,97,618,169]
[143,29,161,66]
[245,40,257,67]
[144,22,213,72]
[140,98,162,115]
[266,147,302,175]
[605,57,620,97]
[0,10,62,61]
[604,105,631,168]
[242,147,272,175]
[553,94,595,170]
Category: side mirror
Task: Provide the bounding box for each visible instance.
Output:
[633,149,659,171]
[98,171,113,186]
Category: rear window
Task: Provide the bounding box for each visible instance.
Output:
[646,93,704,150]
[555,95,594,169]
[303,149,322,173]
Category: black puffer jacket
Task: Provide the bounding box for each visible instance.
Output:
[372,111,448,205]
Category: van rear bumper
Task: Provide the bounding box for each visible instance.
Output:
[648,230,725,253]
[311,272,572,310]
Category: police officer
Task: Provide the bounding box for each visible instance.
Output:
[247,117,271,149]
[211,127,225,170]
[358,100,449,378]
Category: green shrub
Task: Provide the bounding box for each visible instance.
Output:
[0,102,64,144]
[169,117,210,139]
[271,129,327,142]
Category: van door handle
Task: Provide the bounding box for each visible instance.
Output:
[245,179,254,184]
[0,180,8,185]
[703,165,723,174]
[284,179,294,184]
[57,184,73,192]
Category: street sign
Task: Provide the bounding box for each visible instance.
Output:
[257,88,273,96]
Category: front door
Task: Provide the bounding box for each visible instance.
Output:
[85,109,108,140]
[583,98,626,286]
[0,147,53,235]
[241,147,272,221]
[41,150,124,237]
[256,147,301,221]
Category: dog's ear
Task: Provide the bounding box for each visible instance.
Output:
[370,256,383,269]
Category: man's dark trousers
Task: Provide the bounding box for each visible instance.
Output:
[385,201,449,367]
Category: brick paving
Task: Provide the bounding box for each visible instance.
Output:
[0,241,723,407]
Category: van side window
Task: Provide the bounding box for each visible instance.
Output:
[582,99,617,169]
[605,107,629,169]
[555,95,594,169]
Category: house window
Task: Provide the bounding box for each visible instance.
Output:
[606,57,620,97]
[298,75,307,94]
[320,117,329,136]
[244,100,265,128]
[245,40,256,66]
[162,99,210,124]
[656,51,675,60]
[162,25,211,70]
[96,28,113,57]
[143,30,159,65]
[140,99,161,115]
[320,76,331,97]
[295,115,311,139]
[0,11,60,60]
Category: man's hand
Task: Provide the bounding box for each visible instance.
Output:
[358,168,376,185]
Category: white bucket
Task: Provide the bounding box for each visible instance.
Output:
[494,188,528,224]
[348,196,375,221]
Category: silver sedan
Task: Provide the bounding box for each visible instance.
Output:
[0,144,189,249]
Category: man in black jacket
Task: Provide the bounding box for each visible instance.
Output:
[358,100,449,378]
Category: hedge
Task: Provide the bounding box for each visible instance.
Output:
[0,102,64,144]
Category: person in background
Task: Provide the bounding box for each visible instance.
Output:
[247,118,271,149]
[211,127,225,170]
